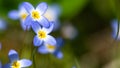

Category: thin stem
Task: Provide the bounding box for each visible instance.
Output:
[74,58,80,68]
[20,29,28,57]
[31,47,37,68]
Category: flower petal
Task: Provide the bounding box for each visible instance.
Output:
[45,35,56,45]
[38,16,50,28]
[38,45,48,54]
[8,10,19,20]
[54,51,63,59]
[111,19,119,39]
[31,22,41,34]
[19,59,32,67]
[42,22,54,34]
[21,2,34,13]
[36,2,48,15]
[20,21,30,31]
[8,50,19,62]
[24,15,32,27]
[56,37,64,48]
[33,36,42,46]
[3,63,11,68]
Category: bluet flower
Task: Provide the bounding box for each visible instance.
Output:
[22,2,50,28]
[44,4,61,30]
[3,49,32,68]
[38,37,64,59]
[0,43,2,50]
[32,22,56,46]
[61,23,78,40]
[8,4,29,30]
[0,61,2,68]
[0,19,7,31]
[111,19,120,39]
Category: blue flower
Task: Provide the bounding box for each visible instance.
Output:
[32,22,56,46]
[0,43,2,50]
[8,3,29,30]
[61,23,78,40]
[0,19,7,31]
[111,19,120,39]
[3,49,32,68]
[44,4,61,30]
[0,61,2,68]
[38,37,64,59]
[22,2,50,28]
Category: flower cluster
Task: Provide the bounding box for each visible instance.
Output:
[9,2,63,58]
[21,2,63,58]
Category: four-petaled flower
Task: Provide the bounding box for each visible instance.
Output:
[8,4,30,30]
[3,49,32,68]
[22,2,50,28]
[32,22,56,46]
[38,37,64,59]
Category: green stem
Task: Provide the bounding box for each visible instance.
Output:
[31,47,37,68]
[74,58,80,68]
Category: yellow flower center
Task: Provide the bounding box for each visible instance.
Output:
[21,13,27,20]
[47,44,56,50]
[11,61,21,68]
[38,30,46,39]
[32,10,40,20]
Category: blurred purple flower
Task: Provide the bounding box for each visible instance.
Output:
[0,61,2,68]
[61,23,78,40]
[111,19,120,40]
[0,19,7,31]
[44,4,61,30]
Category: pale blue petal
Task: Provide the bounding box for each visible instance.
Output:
[24,15,32,27]
[111,19,120,39]
[54,51,63,59]
[33,36,42,46]
[36,2,48,15]
[42,22,54,34]
[56,37,64,48]
[3,63,10,68]
[20,21,30,31]
[8,10,19,20]
[8,49,19,62]
[31,22,41,34]
[19,59,32,67]
[38,45,48,54]
[21,2,34,13]
[38,16,50,28]
[45,35,56,45]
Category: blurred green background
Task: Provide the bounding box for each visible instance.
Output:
[0,0,120,68]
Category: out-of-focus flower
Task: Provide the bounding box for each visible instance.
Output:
[111,19,120,39]
[32,22,56,46]
[0,43,2,50]
[44,4,61,30]
[22,2,50,28]
[38,37,64,59]
[0,19,7,31]
[0,61,2,68]
[61,23,78,40]
[3,49,32,68]
[8,3,29,30]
